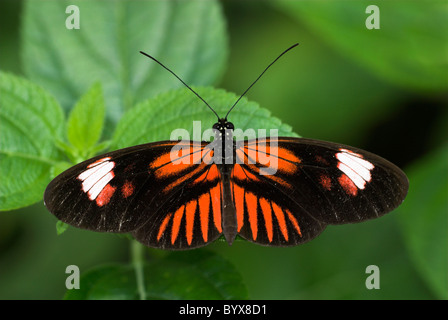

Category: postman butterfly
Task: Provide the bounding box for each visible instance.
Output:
[44,44,409,250]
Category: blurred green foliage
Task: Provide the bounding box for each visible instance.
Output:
[64,251,248,300]
[0,0,447,300]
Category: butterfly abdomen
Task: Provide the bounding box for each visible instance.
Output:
[219,164,238,245]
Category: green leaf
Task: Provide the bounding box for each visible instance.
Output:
[22,0,228,127]
[64,251,248,300]
[88,140,111,157]
[0,72,65,210]
[67,82,105,158]
[276,0,448,92]
[397,146,448,299]
[111,87,299,150]
[56,221,69,236]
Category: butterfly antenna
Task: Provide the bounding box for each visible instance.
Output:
[225,43,299,120]
[139,51,220,120]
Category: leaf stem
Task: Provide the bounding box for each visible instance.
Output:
[131,240,146,300]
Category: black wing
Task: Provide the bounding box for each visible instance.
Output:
[44,141,223,249]
[229,137,409,246]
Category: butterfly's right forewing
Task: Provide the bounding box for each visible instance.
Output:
[229,137,408,247]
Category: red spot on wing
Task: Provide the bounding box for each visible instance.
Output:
[96,184,116,207]
[124,163,136,173]
[338,173,358,196]
[315,155,329,165]
[121,181,135,198]
[319,174,332,190]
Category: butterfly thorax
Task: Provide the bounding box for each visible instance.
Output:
[212,118,235,165]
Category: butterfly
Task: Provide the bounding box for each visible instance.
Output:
[44,44,409,250]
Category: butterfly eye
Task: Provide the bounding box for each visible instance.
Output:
[226,122,234,130]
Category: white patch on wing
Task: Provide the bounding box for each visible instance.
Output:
[88,171,115,200]
[336,149,375,190]
[78,162,107,184]
[78,158,115,200]
[336,153,372,182]
[337,162,366,189]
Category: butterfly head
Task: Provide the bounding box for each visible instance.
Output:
[213,118,234,140]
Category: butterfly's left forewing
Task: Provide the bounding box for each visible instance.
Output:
[44,141,223,249]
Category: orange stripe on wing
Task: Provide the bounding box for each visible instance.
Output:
[201,147,215,164]
[245,192,258,240]
[162,164,206,193]
[171,205,185,245]
[150,144,203,170]
[244,138,300,161]
[210,184,222,233]
[244,145,300,174]
[232,164,259,182]
[272,202,288,241]
[157,213,172,241]
[198,193,210,242]
[235,148,247,164]
[286,209,302,237]
[193,164,219,185]
[259,198,273,242]
[185,200,197,245]
[155,162,194,179]
[232,163,246,180]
